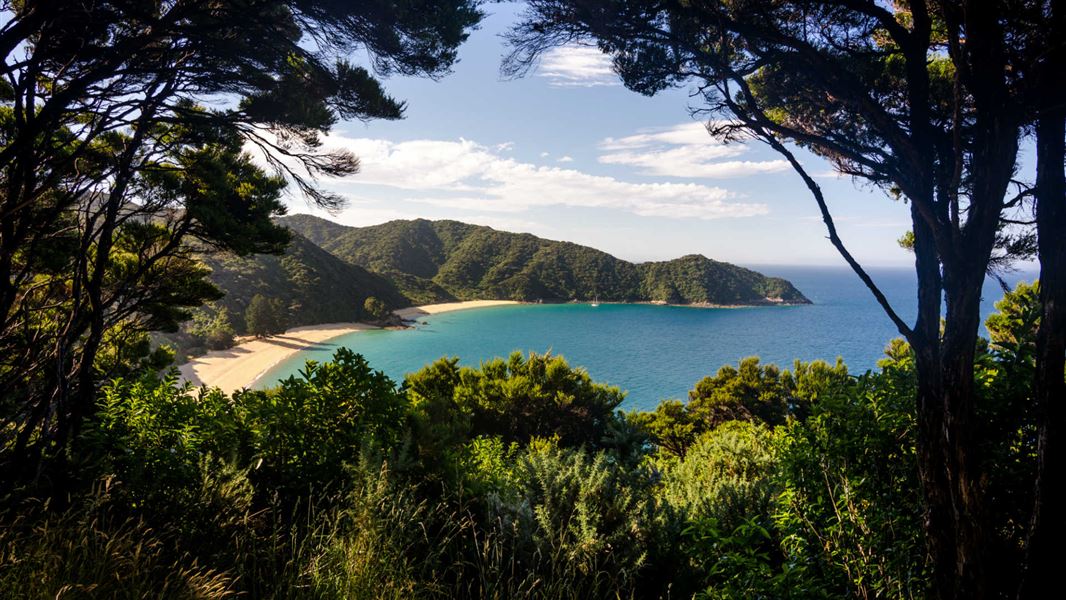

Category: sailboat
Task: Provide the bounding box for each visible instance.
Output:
[590,294,600,307]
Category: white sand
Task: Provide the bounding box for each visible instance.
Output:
[177,300,520,394]
[393,299,518,320]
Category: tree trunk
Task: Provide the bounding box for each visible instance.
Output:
[915,350,956,600]
[1019,102,1066,600]
[941,269,990,599]
[909,202,957,600]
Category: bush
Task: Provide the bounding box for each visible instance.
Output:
[662,421,776,529]
[407,351,626,452]
[771,367,926,599]
[479,441,668,599]
[88,374,246,514]
[244,348,408,496]
[634,358,849,459]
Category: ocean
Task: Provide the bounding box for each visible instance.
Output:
[254,266,1039,412]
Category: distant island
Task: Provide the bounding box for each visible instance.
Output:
[192,214,810,333]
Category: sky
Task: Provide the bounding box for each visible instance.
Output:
[283,2,922,267]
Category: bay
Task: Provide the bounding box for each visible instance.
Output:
[255,266,1038,411]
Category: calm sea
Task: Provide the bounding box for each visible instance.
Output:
[255,266,1039,411]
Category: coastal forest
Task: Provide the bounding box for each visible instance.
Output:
[165,215,809,359]
[283,215,810,307]
[0,2,1063,600]
[187,214,808,334]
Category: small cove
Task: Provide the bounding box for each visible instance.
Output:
[255,266,1036,411]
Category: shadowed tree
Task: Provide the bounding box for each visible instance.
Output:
[245,294,287,338]
[1016,3,1066,596]
[505,2,1053,597]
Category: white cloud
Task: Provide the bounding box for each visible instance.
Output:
[813,169,846,179]
[556,155,574,163]
[598,122,790,179]
[495,141,515,152]
[538,45,618,87]
[600,123,722,150]
[319,134,768,220]
[540,151,550,158]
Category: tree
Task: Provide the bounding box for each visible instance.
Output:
[1017,4,1066,596]
[245,295,286,338]
[506,2,1039,597]
[363,296,389,322]
[189,305,238,351]
[0,0,482,477]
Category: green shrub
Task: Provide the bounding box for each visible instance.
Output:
[662,421,776,529]
[478,441,667,599]
[772,367,926,599]
[88,374,246,513]
[407,351,626,452]
[635,358,849,460]
[244,348,408,496]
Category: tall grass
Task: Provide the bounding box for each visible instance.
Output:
[0,492,234,598]
[0,457,654,599]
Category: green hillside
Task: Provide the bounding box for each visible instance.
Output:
[199,232,409,331]
[637,255,810,305]
[280,215,811,306]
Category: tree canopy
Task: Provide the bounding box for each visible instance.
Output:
[0,0,482,480]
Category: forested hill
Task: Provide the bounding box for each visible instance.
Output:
[199,232,409,329]
[279,214,810,306]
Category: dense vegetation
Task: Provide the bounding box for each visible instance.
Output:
[281,215,810,306]
[160,232,409,359]
[0,281,1042,598]
[200,233,409,329]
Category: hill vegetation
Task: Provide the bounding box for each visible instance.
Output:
[280,214,810,306]
[197,232,409,330]
[159,233,409,359]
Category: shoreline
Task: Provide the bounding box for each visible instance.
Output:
[597,299,809,310]
[175,297,805,394]
[176,300,519,394]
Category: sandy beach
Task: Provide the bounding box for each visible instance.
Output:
[177,300,519,394]
[393,299,519,320]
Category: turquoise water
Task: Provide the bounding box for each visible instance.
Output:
[255,266,1038,411]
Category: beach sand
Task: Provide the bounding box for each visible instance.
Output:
[177,300,519,394]
[393,299,518,320]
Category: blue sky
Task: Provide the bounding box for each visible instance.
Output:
[286,2,921,267]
